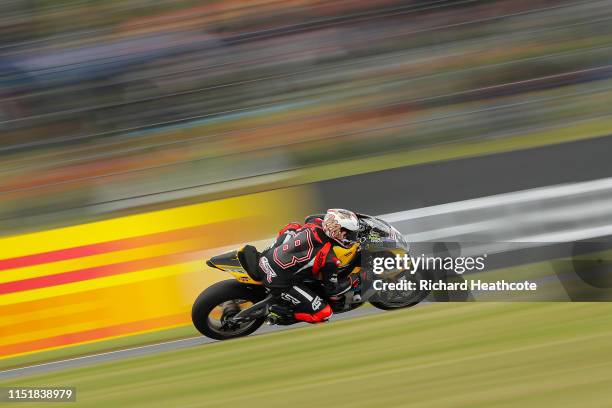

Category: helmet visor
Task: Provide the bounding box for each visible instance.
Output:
[341,227,359,244]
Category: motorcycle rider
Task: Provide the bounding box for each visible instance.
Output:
[258,209,362,324]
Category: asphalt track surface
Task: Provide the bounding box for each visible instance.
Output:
[2,135,612,380]
[315,134,612,215]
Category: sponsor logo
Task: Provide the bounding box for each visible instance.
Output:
[280,293,301,305]
[259,257,277,283]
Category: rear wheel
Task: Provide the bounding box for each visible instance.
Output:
[192,280,266,340]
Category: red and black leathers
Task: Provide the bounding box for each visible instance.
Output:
[258,217,350,323]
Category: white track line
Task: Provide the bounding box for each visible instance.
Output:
[401,197,612,241]
[0,337,201,377]
[381,176,612,222]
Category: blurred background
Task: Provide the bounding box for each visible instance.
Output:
[1,0,612,369]
[1,0,611,233]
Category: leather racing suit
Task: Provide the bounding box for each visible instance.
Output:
[258,216,359,323]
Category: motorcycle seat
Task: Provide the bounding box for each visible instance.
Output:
[238,245,264,282]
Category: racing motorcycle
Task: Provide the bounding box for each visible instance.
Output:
[192,213,430,340]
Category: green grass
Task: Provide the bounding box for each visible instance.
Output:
[293,117,612,186]
[2,302,612,407]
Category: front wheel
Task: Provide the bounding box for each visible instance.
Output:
[369,270,430,310]
[192,280,266,340]
[369,291,429,310]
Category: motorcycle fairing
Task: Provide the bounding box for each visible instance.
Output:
[207,247,263,285]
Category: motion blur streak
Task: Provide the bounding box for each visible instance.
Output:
[1,0,611,233]
[0,187,313,358]
[1,0,611,372]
